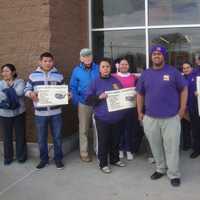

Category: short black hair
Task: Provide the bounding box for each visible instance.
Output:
[1,63,17,79]
[182,61,192,67]
[119,57,129,64]
[99,57,112,66]
[40,52,54,60]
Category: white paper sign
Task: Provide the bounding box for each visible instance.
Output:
[105,87,137,112]
[196,76,200,116]
[36,85,68,107]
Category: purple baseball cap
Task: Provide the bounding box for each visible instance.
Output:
[150,44,167,59]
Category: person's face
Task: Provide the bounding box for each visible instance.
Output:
[80,55,93,67]
[119,60,129,73]
[151,51,165,67]
[182,63,192,75]
[195,58,200,66]
[100,61,111,77]
[1,66,14,81]
[39,57,54,72]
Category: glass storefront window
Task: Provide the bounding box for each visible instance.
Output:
[92,30,146,73]
[92,0,145,28]
[91,0,200,70]
[149,0,200,26]
[149,28,200,68]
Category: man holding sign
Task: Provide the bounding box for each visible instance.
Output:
[24,52,66,170]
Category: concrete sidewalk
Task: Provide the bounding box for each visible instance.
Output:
[0,150,199,200]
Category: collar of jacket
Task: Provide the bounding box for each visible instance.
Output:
[36,66,58,73]
[80,62,95,70]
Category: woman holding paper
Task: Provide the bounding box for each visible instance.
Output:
[113,58,143,160]
[0,64,27,165]
[85,58,126,174]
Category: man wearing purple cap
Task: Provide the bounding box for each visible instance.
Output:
[136,45,188,187]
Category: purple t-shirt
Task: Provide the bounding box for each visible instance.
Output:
[136,64,187,118]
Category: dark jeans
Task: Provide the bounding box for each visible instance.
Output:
[189,109,200,153]
[181,118,191,150]
[119,108,144,153]
[0,112,27,162]
[95,117,121,168]
[35,114,63,162]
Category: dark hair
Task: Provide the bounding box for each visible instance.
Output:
[40,52,54,60]
[1,64,17,79]
[181,61,193,71]
[99,57,112,66]
[182,61,192,67]
[119,57,129,64]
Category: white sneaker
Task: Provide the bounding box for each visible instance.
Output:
[113,161,126,167]
[101,166,112,174]
[127,152,134,161]
[148,157,155,164]
[119,151,124,159]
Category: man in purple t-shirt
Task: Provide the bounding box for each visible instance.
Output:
[136,45,188,187]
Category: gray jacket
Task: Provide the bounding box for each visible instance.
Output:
[0,79,26,117]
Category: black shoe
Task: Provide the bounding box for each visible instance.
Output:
[36,161,48,170]
[18,158,27,163]
[150,172,165,180]
[4,159,13,165]
[190,151,200,159]
[55,160,64,169]
[170,178,181,187]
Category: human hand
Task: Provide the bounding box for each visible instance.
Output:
[99,92,107,100]
[29,91,38,102]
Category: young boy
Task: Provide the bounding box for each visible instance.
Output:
[24,52,64,169]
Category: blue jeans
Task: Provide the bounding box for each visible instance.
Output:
[35,114,63,162]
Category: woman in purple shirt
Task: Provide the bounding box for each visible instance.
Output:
[85,58,126,174]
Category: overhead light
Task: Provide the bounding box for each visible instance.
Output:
[160,36,170,44]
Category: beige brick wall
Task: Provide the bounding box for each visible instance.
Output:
[0,0,89,142]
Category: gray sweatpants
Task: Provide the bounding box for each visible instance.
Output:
[143,115,181,179]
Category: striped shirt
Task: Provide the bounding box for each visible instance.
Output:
[24,67,65,116]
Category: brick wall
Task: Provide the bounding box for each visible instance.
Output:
[0,0,89,142]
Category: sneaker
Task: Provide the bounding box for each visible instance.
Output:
[101,166,112,174]
[148,157,156,164]
[170,178,181,187]
[150,172,165,180]
[80,155,92,162]
[126,152,134,161]
[36,161,48,170]
[4,159,13,166]
[55,160,64,169]
[119,151,124,159]
[112,161,126,167]
[190,151,200,159]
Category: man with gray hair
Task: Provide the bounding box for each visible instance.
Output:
[70,48,99,162]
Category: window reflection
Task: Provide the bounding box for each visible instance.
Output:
[149,28,200,68]
[92,30,146,73]
[92,0,145,28]
[149,0,200,25]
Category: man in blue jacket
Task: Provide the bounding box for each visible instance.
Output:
[70,48,99,162]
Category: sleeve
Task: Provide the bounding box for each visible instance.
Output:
[0,82,7,102]
[58,73,65,85]
[0,91,7,102]
[69,68,79,106]
[136,72,145,95]
[14,79,25,96]
[85,80,101,106]
[175,70,187,91]
[24,74,34,97]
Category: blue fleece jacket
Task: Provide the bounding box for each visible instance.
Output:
[69,62,99,105]
[85,75,125,124]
